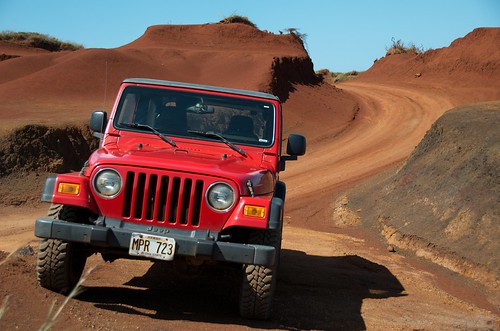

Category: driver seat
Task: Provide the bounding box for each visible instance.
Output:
[226,115,257,139]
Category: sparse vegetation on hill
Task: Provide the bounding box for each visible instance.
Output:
[385,37,424,56]
[317,69,359,83]
[0,31,83,52]
[218,15,257,28]
[283,27,308,49]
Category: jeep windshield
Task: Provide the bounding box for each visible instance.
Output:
[114,85,276,148]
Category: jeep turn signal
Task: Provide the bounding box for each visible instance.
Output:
[244,205,266,218]
[57,183,80,195]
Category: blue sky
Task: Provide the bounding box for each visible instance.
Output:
[0,0,498,72]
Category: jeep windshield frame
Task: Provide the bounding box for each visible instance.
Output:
[113,85,277,148]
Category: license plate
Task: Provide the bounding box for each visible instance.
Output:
[129,233,176,261]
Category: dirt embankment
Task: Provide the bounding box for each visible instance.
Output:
[359,28,500,104]
[0,124,96,177]
[340,102,500,303]
[0,124,98,206]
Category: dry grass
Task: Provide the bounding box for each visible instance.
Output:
[317,69,359,83]
[0,250,18,267]
[0,248,22,323]
[283,27,308,48]
[39,265,96,331]
[0,295,10,320]
[0,31,83,51]
[386,37,424,56]
[0,244,96,330]
[218,15,257,28]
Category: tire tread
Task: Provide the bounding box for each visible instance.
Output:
[239,229,281,320]
[36,204,87,294]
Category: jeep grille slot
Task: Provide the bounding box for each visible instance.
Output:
[122,171,204,226]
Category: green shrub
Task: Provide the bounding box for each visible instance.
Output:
[0,31,83,51]
[316,69,359,83]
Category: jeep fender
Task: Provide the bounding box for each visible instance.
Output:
[41,174,98,213]
[268,197,283,230]
[274,181,286,201]
[268,181,286,230]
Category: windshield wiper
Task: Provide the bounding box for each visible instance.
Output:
[121,123,177,147]
[188,130,247,157]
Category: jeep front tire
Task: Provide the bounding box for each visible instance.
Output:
[36,204,88,294]
[239,229,281,320]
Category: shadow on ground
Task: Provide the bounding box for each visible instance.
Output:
[76,249,406,330]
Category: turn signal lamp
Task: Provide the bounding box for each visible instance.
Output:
[244,205,266,218]
[58,183,80,195]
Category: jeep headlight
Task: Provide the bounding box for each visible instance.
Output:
[93,169,122,198]
[206,182,235,211]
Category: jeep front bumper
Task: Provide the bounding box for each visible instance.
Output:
[34,217,275,266]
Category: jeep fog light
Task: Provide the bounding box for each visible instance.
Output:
[93,169,122,198]
[206,182,235,211]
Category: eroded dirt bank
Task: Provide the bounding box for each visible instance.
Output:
[338,102,500,308]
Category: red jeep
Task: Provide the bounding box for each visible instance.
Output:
[35,78,305,319]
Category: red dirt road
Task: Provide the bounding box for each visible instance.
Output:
[1,205,498,330]
[281,81,455,232]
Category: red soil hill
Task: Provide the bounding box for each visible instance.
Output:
[358,28,500,104]
[0,23,317,131]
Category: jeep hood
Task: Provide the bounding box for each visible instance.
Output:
[87,144,275,195]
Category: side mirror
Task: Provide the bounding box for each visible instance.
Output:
[287,134,306,156]
[280,134,306,171]
[90,110,107,139]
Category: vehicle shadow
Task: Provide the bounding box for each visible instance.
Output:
[77,249,406,330]
[275,250,406,330]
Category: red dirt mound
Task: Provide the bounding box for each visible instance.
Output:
[0,23,317,132]
[358,28,500,104]
[122,24,307,55]
[0,40,50,57]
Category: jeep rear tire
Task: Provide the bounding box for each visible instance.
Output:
[36,204,88,294]
[239,229,281,320]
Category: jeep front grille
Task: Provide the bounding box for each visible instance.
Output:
[122,171,204,226]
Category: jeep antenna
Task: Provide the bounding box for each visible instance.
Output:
[103,60,108,108]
